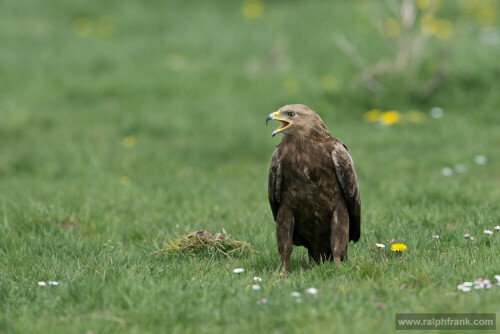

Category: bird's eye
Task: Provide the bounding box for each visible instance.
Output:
[287,112,295,118]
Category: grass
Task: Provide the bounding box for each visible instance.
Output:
[155,230,252,257]
[1,0,500,333]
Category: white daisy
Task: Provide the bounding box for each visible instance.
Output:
[430,107,444,119]
[233,268,245,274]
[474,155,487,165]
[442,167,453,177]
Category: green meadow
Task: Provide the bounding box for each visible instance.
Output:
[1,0,499,333]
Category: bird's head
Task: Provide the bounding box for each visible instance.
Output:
[266,104,328,138]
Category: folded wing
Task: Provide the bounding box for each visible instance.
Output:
[331,142,361,242]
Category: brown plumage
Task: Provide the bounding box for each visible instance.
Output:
[266,104,361,275]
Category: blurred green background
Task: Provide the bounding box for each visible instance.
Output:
[1,0,499,333]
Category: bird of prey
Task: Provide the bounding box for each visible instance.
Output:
[266,104,361,276]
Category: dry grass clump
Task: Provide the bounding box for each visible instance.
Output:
[155,230,252,258]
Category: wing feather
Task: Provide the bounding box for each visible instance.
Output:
[332,142,361,242]
[268,149,282,221]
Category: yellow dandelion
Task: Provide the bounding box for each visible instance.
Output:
[363,109,381,123]
[120,176,131,185]
[406,110,426,123]
[283,78,299,94]
[242,0,263,21]
[72,18,94,38]
[97,16,116,36]
[391,243,407,252]
[420,14,438,35]
[435,19,454,39]
[379,111,401,125]
[122,136,136,148]
[475,3,496,26]
[416,0,431,10]
[321,75,338,91]
[383,18,401,37]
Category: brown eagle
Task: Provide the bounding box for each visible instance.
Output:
[266,104,361,275]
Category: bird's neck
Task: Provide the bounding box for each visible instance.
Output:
[282,127,331,145]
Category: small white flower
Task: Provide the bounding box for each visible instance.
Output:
[48,281,59,286]
[474,285,483,290]
[375,243,385,249]
[290,292,302,298]
[474,155,487,165]
[305,288,318,295]
[470,237,475,240]
[454,164,467,173]
[252,285,261,291]
[38,281,46,287]
[432,235,439,239]
[442,167,453,177]
[485,284,492,289]
[457,284,464,291]
[253,277,263,282]
[484,230,493,235]
[233,268,245,274]
[494,226,500,231]
[483,280,491,285]
[463,282,473,287]
[430,107,444,119]
[461,287,471,292]
[494,275,500,282]
[481,28,500,45]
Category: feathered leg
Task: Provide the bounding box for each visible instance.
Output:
[330,206,349,262]
[308,248,320,263]
[276,207,294,276]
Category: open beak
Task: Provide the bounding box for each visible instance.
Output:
[266,111,290,137]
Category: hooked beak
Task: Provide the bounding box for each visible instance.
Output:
[266,111,290,137]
